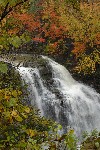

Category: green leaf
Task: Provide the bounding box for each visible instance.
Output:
[0,62,8,73]
[8,98,17,107]
[95,142,99,148]
[21,113,28,118]
[18,142,27,148]
[0,0,8,6]
[9,36,21,48]
[25,35,31,42]
[9,0,17,6]
[58,124,62,130]
[3,111,11,119]
[15,115,23,122]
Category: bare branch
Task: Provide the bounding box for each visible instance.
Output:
[0,0,29,22]
[0,2,9,22]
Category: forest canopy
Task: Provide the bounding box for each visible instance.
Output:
[0,0,100,74]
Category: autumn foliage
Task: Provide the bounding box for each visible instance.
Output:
[0,0,100,73]
[0,1,100,149]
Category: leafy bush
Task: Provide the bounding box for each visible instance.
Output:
[81,129,100,150]
[0,62,78,150]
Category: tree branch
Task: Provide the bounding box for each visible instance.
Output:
[0,2,9,22]
[0,0,29,22]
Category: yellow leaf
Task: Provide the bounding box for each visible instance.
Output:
[0,45,3,49]
[9,116,13,123]
[26,129,37,137]
[0,90,4,101]
[1,18,6,27]
[17,90,22,95]
[24,107,30,113]
[69,129,74,135]
[4,90,11,101]
[12,90,18,98]
[5,95,10,101]
[11,110,18,117]
[21,113,28,118]
[0,105,3,112]
[15,115,23,122]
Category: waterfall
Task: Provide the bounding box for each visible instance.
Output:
[17,56,100,137]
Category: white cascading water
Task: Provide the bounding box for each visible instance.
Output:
[17,67,44,116]
[17,56,100,137]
